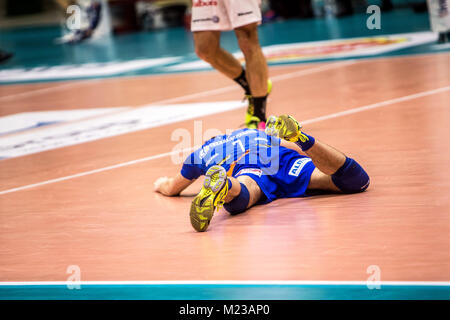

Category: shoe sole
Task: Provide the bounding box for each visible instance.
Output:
[277,115,302,142]
[190,166,227,232]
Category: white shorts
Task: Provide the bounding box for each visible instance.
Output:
[191,0,262,32]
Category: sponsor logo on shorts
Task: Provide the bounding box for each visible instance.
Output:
[192,18,212,23]
[193,0,218,7]
[236,168,262,177]
[237,11,253,17]
[288,158,312,177]
[192,16,220,23]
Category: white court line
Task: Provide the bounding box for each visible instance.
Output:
[0,280,449,286]
[1,84,449,196]
[1,51,448,103]
[154,60,357,105]
[302,85,450,125]
[0,60,353,105]
[0,80,100,103]
[0,146,197,196]
[0,60,356,138]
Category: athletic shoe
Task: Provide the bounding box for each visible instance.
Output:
[56,29,92,44]
[245,78,273,129]
[190,165,229,232]
[265,114,309,143]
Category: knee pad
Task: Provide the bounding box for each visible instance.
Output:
[224,183,250,215]
[332,158,370,193]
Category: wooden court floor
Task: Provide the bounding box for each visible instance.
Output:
[0,53,449,282]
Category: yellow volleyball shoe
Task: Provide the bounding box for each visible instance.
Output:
[189,165,229,232]
[265,114,309,143]
[245,79,273,129]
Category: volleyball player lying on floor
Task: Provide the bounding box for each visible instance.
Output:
[154,115,370,232]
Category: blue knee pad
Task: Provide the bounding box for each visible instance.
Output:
[332,158,370,193]
[224,183,250,215]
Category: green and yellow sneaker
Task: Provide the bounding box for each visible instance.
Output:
[190,165,229,232]
[265,114,309,143]
[245,79,273,130]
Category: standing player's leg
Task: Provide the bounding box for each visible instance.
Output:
[191,0,270,129]
[193,30,261,111]
[266,115,370,193]
[234,23,270,129]
[193,31,243,80]
[191,1,254,101]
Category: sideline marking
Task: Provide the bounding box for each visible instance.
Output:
[1,85,449,196]
[0,81,98,103]
[302,85,450,125]
[0,280,449,286]
[0,60,356,137]
[0,60,354,105]
[1,51,448,103]
[0,146,196,196]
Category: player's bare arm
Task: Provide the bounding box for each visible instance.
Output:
[154,173,195,196]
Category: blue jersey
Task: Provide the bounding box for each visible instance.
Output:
[181,128,316,203]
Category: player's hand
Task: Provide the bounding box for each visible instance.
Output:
[154,176,171,193]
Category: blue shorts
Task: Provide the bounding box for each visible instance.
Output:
[232,147,316,204]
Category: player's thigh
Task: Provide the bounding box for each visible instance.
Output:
[307,168,341,192]
[236,175,263,207]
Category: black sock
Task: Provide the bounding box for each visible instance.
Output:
[234,68,251,95]
[252,96,267,122]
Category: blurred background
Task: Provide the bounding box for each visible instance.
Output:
[0,0,431,33]
[0,0,448,84]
